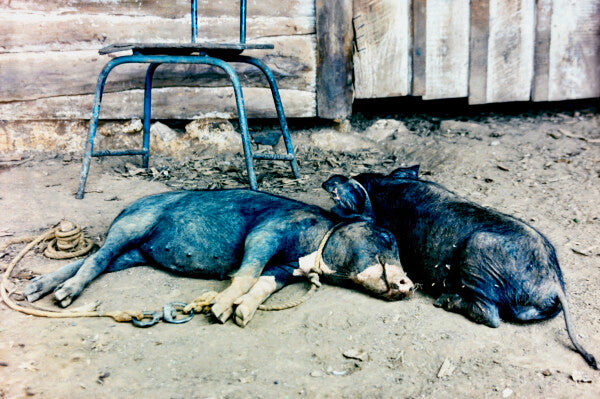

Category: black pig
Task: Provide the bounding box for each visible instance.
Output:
[25,189,413,327]
[323,166,597,369]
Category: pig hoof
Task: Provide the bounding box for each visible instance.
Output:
[232,297,259,328]
[210,301,233,324]
[434,293,460,308]
[54,283,79,308]
[23,277,50,302]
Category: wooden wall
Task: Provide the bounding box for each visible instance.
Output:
[353,0,600,104]
[0,0,318,120]
[1,0,598,129]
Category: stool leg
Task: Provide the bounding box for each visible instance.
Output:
[235,56,300,179]
[142,63,160,169]
[210,58,257,190]
[76,60,120,199]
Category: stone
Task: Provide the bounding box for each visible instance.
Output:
[364,119,410,142]
[309,129,373,152]
[439,120,490,138]
[185,118,242,154]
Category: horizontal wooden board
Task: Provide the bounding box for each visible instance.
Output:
[0,36,316,102]
[0,87,316,120]
[423,0,470,99]
[0,0,315,18]
[353,0,411,99]
[0,13,314,52]
[547,0,600,101]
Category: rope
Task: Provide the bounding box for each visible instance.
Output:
[44,221,94,259]
[257,272,321,311]
[1,221,344,321]
[257,223,343,311]
[0,222,142,323]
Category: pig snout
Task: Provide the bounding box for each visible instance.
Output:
[355,263,414,300]
[384,263,414,299]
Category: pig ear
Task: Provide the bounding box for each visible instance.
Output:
[322,175,375,220]
[389,165,419,180]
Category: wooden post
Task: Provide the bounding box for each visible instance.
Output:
[315,0,354,120]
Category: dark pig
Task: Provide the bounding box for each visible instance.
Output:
[323,166,597,369]
[25,189,414,327]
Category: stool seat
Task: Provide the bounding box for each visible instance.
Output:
[99,42,274,56]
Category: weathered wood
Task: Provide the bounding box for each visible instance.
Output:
[485,0,534,103]
[532,0,553,101]
[547,0,600,101]
[468,0,489,104]
[0,0,314,19]
[0,13,314,52]
[0,36,316,102]
[315,0,353,119]
[411,0,426,96]
[423,0,470,99]
[0,87,316,120]
[352,0,411,99]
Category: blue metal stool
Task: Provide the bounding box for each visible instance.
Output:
[76,0,300,199]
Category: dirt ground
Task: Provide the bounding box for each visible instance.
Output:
[1,101,600,398]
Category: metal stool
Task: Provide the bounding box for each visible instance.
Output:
[76,0,300,199]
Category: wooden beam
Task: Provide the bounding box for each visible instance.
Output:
[0,13,314,52]
[315,0,354,119]
[1,0,315,19]
[0,87,317,120]
[0,36,316,102]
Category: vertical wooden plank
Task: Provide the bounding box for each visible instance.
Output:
[468,0,490,104]
[411,0,427,96]
[315,0,354,119]
[423,0,470,99]
[547,0,600,101]
[485,0,535,103]
[532,0,553,101]
[353,0,411,99]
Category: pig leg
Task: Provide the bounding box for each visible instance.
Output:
[233,264,300,327]
[24,259,85,302]
[54,216,156,307]
[24,248,146,303]
[434,293,500,328]
[211,230,280,323]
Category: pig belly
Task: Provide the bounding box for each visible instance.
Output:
[138,227,244,279]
